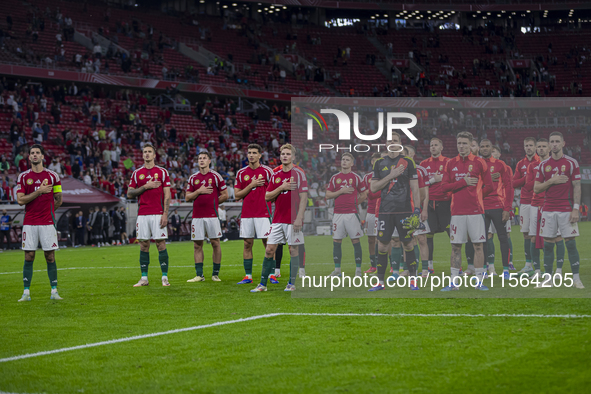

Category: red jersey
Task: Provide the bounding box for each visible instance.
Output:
[362,173,380,215]
[267,167,308,224]
[513,154,539,205]
[273,164,304,173]
[528,160,545,207]
[327,171,366,214]
[420,155,451,201]
[16,169,62,226]
[482,157,513,211]
[535,155,581,212]
[186,170,227,218]
[442,153,493,216]
[417,165,430,189]
[235,164,274,218]
[129,165,171,216]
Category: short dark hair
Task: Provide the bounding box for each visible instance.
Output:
[537,138,549,144]
[456,131,473,142]
[247,144,263,153]
[29,144,45,155]
[549,131,564,141]
[371,152,381,160]
[524,137,537,144]
[142,143,156,153]
[492,145,501,152]
[199,151,212,159]
[404,145,416,154]
[479,139,492,145]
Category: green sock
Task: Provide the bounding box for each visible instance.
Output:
[486,238,496,268]
[140,251,150,276]
[524,238,532,264]
[465,241,474,266]
[370,254,376,268]
[508,237,514,264]
[390,246,402,271]
[543,242,555,274]
[260,257,273,286]
[23,260,33,289]
[213,263,221,276]
[333,241,342,269]
[158,249,169,276]
[244,258,253,275]
[413,245,421,269]
[47,261,58,289]
[290,255,300,285]
[531,242,541,271]
[353,242,362,268]
[421,260,429,270]
[195,262,204,277]
[566,239,580,275]
[556,239,565,269]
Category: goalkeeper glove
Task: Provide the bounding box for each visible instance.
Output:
[402,208,422,233]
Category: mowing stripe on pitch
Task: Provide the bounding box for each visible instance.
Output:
[1,312,590,364]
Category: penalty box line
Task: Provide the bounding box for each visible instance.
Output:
[1,312,590,364]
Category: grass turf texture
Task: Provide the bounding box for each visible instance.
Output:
[1,223,590,393]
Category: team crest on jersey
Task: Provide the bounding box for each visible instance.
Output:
[545,165,551,172]
[154,173,159,179]
[275,178,281,183]
[348,179,353,184]
[26,179,33,185]
[490,166,494,172]
[451,236,454,241]
[192,234,195,239]
[139,174,146,180]
[468,165,473,172]
[244,175,250,181]
[208,179,212,184]
[194,180,199,185]
[336,178,342,184]
[439,165,443,171]
[22,242,25,248]
[561,165,566,172]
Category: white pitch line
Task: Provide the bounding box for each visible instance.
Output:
[0,312,589,364]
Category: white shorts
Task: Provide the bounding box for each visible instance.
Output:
[519,204,531,233]
[240,217,271,239]
[22,225,59,251]
[191,218,222,240]
[267,223,304,246]
[366,213,378,237]
[540,211,579,239]
[528,206,541,237]
[450,214,486,244]
[333,213,363,240]
[489,220,511,234]
[136,215,168,241]
[413,218,432,236]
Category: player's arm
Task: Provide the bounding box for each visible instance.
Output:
[512,163,526,188]
[325,188,345,200]
[127,180,160,199]
[534,174,567,194]
[234,177,264,200]
[160,186,171,229]
[54,192,63,209]
[293,191,308,232]
[218,188,229,204]
[480,164,494,197]
[357,190,368,205]
[571,180,581,223]
[410,179,420,212]
[420,186,429,221]
[502,166,514,212]
[441,166,468,193]
[370,166,403,193]
[16,182,52,206]
[265,181,289,202]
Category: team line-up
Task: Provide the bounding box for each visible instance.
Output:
[14,130,583,300]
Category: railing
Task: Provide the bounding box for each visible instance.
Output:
[416,116,590,129]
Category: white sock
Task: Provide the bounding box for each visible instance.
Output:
[574,273,580,281]
[275,269,281,275]
[246,274,252,279]
[450,268,460,285]
[525,262,533,268]
[24,289,30,295]
[428,260,433,269]
[535,269,541,275]
[51,288,58,294]
[555,268,562,274]
[379,280,384,286]
[475,268,485,284]
[467,264,475,270]
[141,275,148,280]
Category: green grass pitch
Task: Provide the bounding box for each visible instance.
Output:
[1,224,590,393]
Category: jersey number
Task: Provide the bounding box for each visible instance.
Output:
[451,224,457,235]
[22,231,26,241]
[541,218,545,228]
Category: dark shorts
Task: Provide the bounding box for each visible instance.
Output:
[377,213,413,244]
[427,200,451,234]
